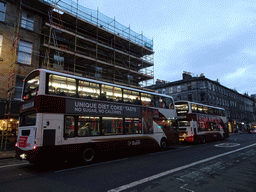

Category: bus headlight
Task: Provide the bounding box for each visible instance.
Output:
[20,154,27,160]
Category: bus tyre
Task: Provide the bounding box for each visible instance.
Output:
[82,148,95,163]
[160,138,168,150]
[201,136,206,144]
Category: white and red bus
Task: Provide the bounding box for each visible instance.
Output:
[175,101,229,144]
[15,69,179,164]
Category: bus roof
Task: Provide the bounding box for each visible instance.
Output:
[175,100,225,110]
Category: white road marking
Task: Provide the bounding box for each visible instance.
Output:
[215,143,240,147]
[108,143,256,192]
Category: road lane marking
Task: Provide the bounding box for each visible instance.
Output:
[108,143,256,192]
[215,143,240,147]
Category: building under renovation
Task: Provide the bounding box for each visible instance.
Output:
[0,0,154,138]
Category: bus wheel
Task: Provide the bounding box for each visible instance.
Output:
[201,136,206,144]
[160,138,168,150]
[82,148,95,163]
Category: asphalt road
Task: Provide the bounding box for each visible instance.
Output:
[0,133,255,192]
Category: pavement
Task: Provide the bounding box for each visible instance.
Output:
[0,142,16,159]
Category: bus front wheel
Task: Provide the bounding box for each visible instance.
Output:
[160,138,168,150]
[82,148,95,163]
[201,136,206,144]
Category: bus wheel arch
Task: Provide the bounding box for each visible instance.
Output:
[82,147,95,163]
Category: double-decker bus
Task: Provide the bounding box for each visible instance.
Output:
[15,69,178,164]
[175,101,229,144]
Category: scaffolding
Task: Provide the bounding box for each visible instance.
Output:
[40,0,154,87]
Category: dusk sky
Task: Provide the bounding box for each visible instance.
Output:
[80,0,256,95]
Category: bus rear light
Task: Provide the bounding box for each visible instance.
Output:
[15,143,18,147]
[33,145,37,150]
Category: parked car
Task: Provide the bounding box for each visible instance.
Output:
[248,128,256,134]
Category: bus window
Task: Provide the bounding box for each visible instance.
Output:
[64,116,75,137]
[192,104,197,113]
[102,117,123,135]
[78,81,100,99]
[123,89,140,104]
[125,118,142,134]
[101,85,122,102]
[170,119,179,132]
[210,122,218,131]
[213,108,218,115]
[197,105,203,113]
[141,93,154,107]
[166,98,174,109]
[48,74,76,97]
[203,106,208,114]
[175,103,189,114]
[208,107,213,114]
[178,121,190,126]
[221,110,226,116]
[198,122,206,131]
[23,74,40,100]
[155,96,167,108]
[19,111,36,126]
[77,116,100,136]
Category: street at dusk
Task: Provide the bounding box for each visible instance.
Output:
[0,1,256,192]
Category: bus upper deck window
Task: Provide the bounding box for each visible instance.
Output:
[48,75,76,97]
[78,81,100,99]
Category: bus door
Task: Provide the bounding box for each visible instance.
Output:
[42,114,63,146]
[192,121,197,136]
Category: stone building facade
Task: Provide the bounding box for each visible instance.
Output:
[148,72,255,133]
